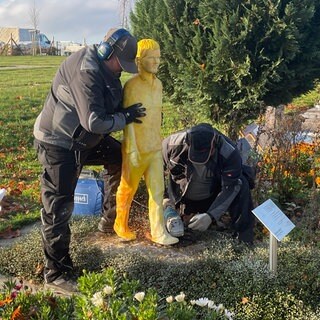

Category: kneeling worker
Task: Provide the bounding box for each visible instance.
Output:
[162,123,255,243]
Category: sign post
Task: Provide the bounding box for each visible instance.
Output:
[269,234,278,273]
[252,199,295,273]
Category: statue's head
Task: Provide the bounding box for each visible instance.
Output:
[136,39,160,74]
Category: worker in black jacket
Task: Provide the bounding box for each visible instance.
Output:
[33,28,146,294]
[162,123,254,244]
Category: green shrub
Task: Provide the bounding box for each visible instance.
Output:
[236,291,320,320]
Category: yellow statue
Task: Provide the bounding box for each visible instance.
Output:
[114,39,179,245]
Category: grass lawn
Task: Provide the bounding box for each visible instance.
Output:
[0,56,66,232]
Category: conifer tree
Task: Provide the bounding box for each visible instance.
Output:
[131,0,320,138]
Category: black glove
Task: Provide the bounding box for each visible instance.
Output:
[121,103,146,124]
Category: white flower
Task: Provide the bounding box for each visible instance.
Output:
[224,309,234,320]
[134,291,145,302]
[194,297,209,307]
[91,291,104,307]
[175,292,186,302]
[103,285,113,295]
[190,300,196,305]
[216,303,224,311]
[166,296,174,303]
[207,300,216,309]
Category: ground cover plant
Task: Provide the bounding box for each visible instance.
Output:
[0,56,319,319]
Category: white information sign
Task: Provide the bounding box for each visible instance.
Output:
[252,199,295,241]
[0,188,6,202]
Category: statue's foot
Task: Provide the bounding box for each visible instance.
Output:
[114,223,136,241]
[151,233,179,246]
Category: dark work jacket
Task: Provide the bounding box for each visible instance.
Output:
[33,45,127,150]
[162,126,243,221]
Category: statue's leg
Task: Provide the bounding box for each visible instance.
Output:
[114,153,143,240]
[144,152,179,245]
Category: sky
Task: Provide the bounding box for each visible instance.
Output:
[0,0,134,44]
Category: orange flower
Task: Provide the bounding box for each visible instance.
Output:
[241,297,249,304]
[11,305,24,320]
[0,296,13,307]
[193,18,200,25]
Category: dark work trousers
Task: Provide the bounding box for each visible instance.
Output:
[180,175,255,243]
[34,136,121,283]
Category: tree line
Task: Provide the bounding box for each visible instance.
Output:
[130,0,320,139]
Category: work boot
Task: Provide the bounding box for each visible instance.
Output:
[44,275,78,296]
[98,217,114,233]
